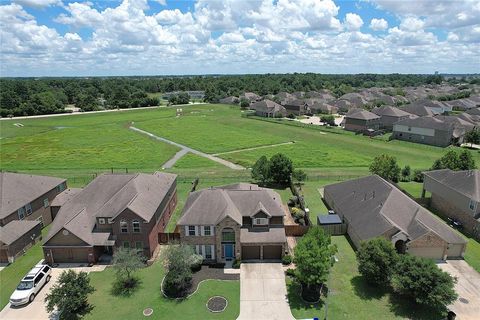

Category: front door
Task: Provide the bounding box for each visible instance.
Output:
[224,244,234,260]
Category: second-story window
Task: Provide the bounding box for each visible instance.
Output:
[43,198,49,208]
[25,203,32,216]
[203,226,211,236]
[132,220,141,233]
[120,220,128,233]
[18,207,26,220]
[253,218,268,226]
[188,226,196,236]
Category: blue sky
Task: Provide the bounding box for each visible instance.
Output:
[1,0,479,76]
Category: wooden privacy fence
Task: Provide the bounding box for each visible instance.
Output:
[158,232,180,244]
[285,225,310,237]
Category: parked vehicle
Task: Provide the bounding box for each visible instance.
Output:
[9,260,52,306]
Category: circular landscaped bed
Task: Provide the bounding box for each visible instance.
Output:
[206,296,228,313]
[143,308,153,317]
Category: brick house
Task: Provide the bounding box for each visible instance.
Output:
[282,99,310,116]
[323,175,466,260]
[250,99,287,118]
[0,172,67,262]
[343,108,381,132]
[43,172,177,264]
[177,183,287,262]
[372,106,414,131]
[423,169,480,240]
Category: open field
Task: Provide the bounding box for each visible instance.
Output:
[287,236,443,320]
[85,260,240,320]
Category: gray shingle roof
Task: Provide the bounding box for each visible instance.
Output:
[251,99,286,113]
[424,169,480,202]
[395,116,452,131]
[44,172,176,246]
[372,106,412,117]
[240,228,286,244]
[0,172,66,219]
[324,175,465,245]
[0,220,41,245]
[345,108,380,120]
[177,183,285,226]
[51,188,82,207]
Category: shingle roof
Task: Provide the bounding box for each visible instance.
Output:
[372,106,412,117]
[251,99,286,113]
[345,108,380,120]
[177,183,285,226]
[401,104,436,117]
[240,228,286,243]
[51,188,82,207]
[44,172,176,246]
[424,169,480,202]
[0,220,41,245]
[395,116,452,131]
[324,175,465,245]
[0,172,66,219]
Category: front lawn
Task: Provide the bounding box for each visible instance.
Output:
[0,226,50,309]
[85,260,240,320]
[287,236,441,320]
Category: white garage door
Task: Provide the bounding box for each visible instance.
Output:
[446,244,465,259]
[408,246,444,260]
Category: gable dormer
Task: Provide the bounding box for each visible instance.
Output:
[250,202,271,227]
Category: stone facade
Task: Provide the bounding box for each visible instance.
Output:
[215,216,241,262]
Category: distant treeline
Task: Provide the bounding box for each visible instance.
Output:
[0,73,459,117]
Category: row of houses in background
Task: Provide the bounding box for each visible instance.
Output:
[2,167,478,265]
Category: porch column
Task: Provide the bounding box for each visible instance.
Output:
[260,245,263,260]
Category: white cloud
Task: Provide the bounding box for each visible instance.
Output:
[399,17,425,32]
[369,18,388,31]
[13,0,62,8]
[152,0,167,5]
[345,13,363,31]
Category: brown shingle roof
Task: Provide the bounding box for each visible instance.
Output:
[177,183,285,226]
[0,220,41,245]
[345,109,380,120]
[372,106,412,117]
[240,228,286,244]
[0,172,65,219]
[424,169,480,202]
[51,188,82,207]
[324,175,465,245]
[44,172,176,246]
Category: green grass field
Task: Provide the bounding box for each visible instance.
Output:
[85,261,239,320]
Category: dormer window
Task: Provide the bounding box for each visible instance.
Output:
[253,218,268,226]
[98,218,106,225]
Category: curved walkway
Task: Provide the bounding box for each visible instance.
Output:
[212,141,295,156]
[129,126,244,170]
[237,263,294,320]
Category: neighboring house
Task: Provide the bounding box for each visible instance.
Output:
[466,107,480,116]
[423,169,480,240]
[323,175,466,260]
[177,183,287,262]
[332,99,353,113]
[250,99,287,118]
[343,108,381,132]
[50,188,82,220]
[310,102,338,114]
[0,172,67,228]
[283,99,310,116]
[392,116,473,147]
[219,96,239,105]
[1,221,42,263]
[275,92,294,105]
[240,92,262,102]
[401,104,436,117]
[372,106,414,131]
[43,172,177,264]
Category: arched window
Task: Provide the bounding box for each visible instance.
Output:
[132,220,141,233]
[222,228,235,242]
[120,220,128,233]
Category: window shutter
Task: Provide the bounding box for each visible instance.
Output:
[195,226,199,236]
[195,245,200,255]
[200,226,204,236]
[211,245,215,260]
[185,226,189,236]
[211,226,215,236]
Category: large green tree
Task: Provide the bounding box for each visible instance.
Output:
[112,248,145,294]
[45,270,95,320]
[161,244,198,298]
[269,153,294,186]
[465,129,480,148]
[391,255,457,309]
[251,155,270,184]
[294,227,337,300]
[356,238,398,286]
[369,154,401,182]
[431,150,476,171]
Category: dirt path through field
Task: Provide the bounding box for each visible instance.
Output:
[212,141,295,156]
[129,126,245,170]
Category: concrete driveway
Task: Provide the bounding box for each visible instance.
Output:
[0,265,106,320]
[437,260,480,320]
[237,263,294,320]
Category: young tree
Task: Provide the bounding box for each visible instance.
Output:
[320,115,335,126]
[162,244,197,298]
[294,227,337,301]
[356,238,398,286]
[391,255,457,309]
[269,153,294,186]
[239,98,250,109]
[431,150,476,171]
[465,129,480,148]
[45,270,95,320]
[458,150,477,170]
[112,248,145,294]
[292,169,307,183]
[369,154,401,182]
[251,155,270,184]
[401,165,411,181]
[412,169,424,182]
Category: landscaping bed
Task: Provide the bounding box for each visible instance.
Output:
[206,296,228,313]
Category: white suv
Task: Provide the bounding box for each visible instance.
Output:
[10,261,52,306]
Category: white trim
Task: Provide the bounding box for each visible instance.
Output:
[200,226,204,236]
[185,226,189,236]
[211,245,215,260]
[211,226,215,236]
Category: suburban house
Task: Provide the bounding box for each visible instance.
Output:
[310,102,338,114]
[50,188,82,220]
[392,116,473,147]
[275,92,294,105]
[219,96,239,105]
[0,172,67,262]
[323,175,466,260]
[343,108,381,132]
[423,169,480,240]
[43,172,177,264]
[372,106,414,131]
[240,92,262,103]
[401,104,436,117]
[250,99,287,118]
[282,99,310,116]
[177,183,287,262]
[466,107,480,116]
